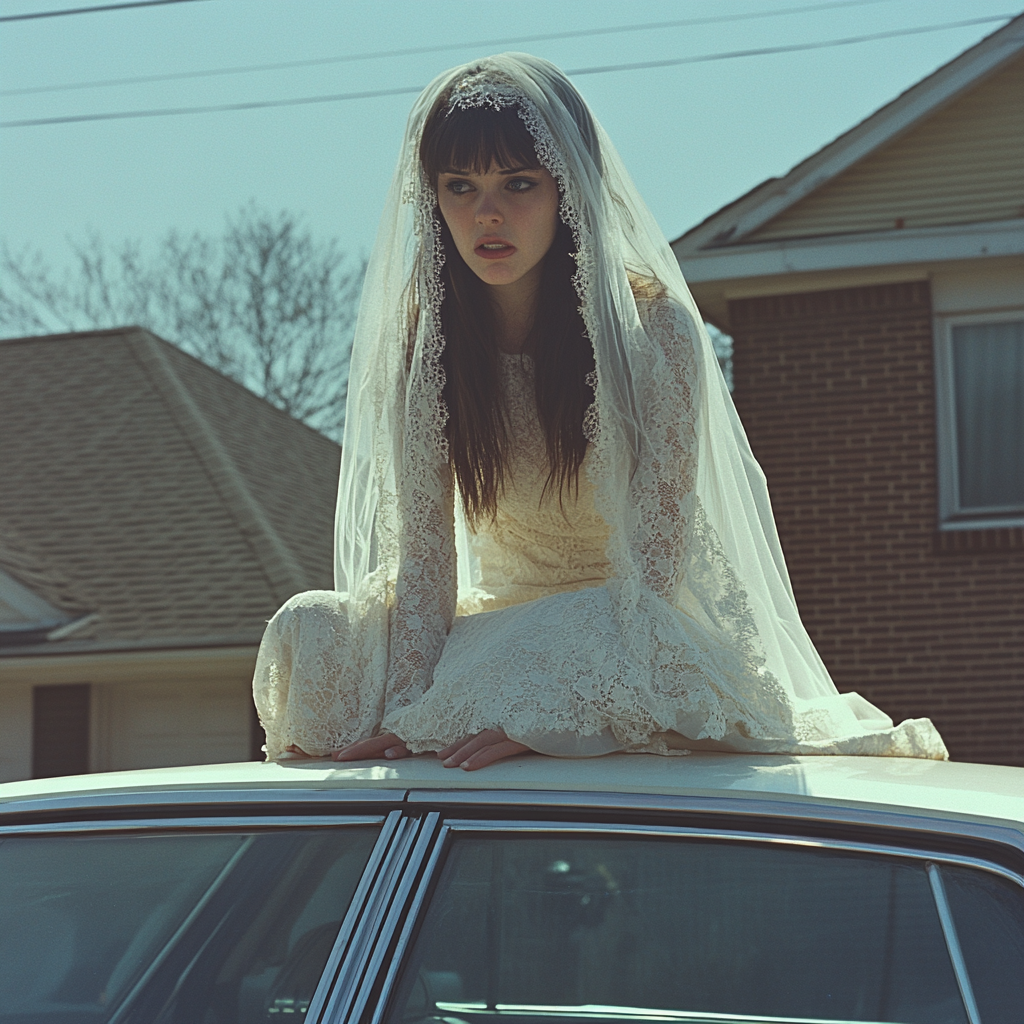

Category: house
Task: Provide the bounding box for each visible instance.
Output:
[673,16,1024,765]
[0,327,340,781]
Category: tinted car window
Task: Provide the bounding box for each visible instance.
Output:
[389,833,968,1024]
[943,863,1024,1024]
[0,824,379,1024]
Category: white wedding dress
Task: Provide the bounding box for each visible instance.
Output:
[252,53,947,764]
[253,295,946,762]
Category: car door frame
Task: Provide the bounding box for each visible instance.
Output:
[330,796,1024,1024]
[3,786,1023,1024]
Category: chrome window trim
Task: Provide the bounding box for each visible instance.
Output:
[0,814,385,835]
[5,786,1019,853]
[304,809,404,1023]
[317,812,440,1023]
[366,821,452,1024]
[927,862,982,1024]
[440,819,1024,889]
[0,786,405,818]
[407,788,1024,856]
[430,1006,903,1023]
[346,811,443,1023]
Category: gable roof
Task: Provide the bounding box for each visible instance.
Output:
[0,327,340,656]
[676,15,1024,253]
[672,15,1024,324]
[749,53,1023,242]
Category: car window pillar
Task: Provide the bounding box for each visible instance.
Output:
[927,862,983,1024]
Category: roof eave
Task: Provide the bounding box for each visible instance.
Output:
[679,219,1024,332]
[678,218,1024,285]
[0,630,264,659]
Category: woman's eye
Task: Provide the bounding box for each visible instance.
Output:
[445,180,473,195]
[507,178,537,192]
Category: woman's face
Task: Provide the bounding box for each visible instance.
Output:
[436,162,560,291]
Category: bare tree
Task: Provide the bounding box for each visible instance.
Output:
[706,323,734,392]
[0,204,364,438]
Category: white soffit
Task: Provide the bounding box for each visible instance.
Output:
[677,220,1024,285]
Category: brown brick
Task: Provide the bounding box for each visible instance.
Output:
[729,281,1024,767]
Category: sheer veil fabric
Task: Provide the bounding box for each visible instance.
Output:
[253,53,947,761]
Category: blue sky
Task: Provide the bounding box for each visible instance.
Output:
[0,0,1017,275]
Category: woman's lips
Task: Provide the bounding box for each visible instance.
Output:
[474,240,516,260]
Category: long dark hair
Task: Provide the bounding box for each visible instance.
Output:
[420,98,596,523]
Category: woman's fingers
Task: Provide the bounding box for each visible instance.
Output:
[331,732,409,761]
[439,729,506,767]
[440,729,530,770]
[330,728,527,768]
[461,738,530,770]
[437,731,503,760]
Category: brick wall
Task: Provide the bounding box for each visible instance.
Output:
[729,281,1024,766]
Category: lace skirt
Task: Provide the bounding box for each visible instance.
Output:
[253,586,947,761]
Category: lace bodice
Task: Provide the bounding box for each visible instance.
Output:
[467,353,612,610]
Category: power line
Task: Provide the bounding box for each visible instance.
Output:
[567,13,1019,75]
[0,14,1015,129]
[0,0,210,22]
[1,0,898,96]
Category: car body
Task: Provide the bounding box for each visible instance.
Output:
[0,752,1022,1024]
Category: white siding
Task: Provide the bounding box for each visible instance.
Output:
[0,684,33,783]
[97,679,251,772]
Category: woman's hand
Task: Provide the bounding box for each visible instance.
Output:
[331,733,411,761]
[329,728,530,770]
[438,729,530,771]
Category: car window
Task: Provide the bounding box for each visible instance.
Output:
[387,832,973,1024]
[0,823,380,1024]
[942,863,1024,1024]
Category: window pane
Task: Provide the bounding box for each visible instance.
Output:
[389,834,967,1024]
[951,320,1024,512]
[0,824,379,1024]
[943,864,1024,1024]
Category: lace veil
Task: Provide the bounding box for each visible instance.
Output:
[333,53,944,755]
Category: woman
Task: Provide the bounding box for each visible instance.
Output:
[253,54,947,769]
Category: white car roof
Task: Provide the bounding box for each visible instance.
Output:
[2,753,1023,835]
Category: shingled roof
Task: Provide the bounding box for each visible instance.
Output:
[0,327,340,655]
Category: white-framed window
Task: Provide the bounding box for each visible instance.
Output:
[934,310,1024,529]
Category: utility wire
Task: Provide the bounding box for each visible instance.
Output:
[567,13,1019,75]
[2,0,898,96]
[0,0,210,22]
[0,14,1015,129]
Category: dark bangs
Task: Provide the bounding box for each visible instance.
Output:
[418,87,594,523]
[420,101,541,182]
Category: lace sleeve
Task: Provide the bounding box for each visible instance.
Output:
[630,295,701,601]
[386,450,458,712]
